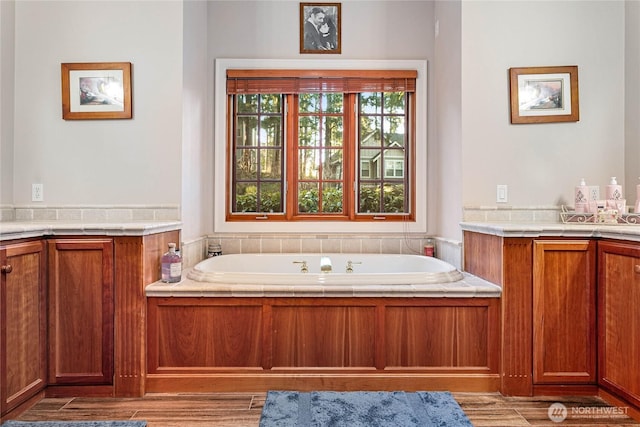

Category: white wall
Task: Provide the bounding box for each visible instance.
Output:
[181,0,211,240]
[626,0,640,203]
[0,0,15,206]
[433,1,462,239]
[12,1,183,206]
[461,1,626,210]
[3,0,637,244]
[207,0,436,234]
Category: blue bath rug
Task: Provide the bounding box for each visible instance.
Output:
[259,390,473,426]
[1,422,146,427]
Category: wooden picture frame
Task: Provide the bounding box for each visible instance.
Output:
[509,66,579,124]
[61,62,132,120]
[300,3,341,54]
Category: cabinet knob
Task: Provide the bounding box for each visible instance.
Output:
[1,264,12,274]
[635,265,640,274]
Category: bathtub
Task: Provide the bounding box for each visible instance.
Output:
[187,253,464,286]
[146,252,501,393]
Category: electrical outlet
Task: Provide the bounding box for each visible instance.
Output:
[496,184,508,203]
[32,184,43,202]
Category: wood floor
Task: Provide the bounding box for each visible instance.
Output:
[8,392,640,426]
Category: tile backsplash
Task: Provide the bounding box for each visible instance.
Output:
[463,205,561,223]
[2,205,180,222]
[9,204,570,271]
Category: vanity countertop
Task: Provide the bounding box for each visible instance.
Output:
[460,221,640,242]
[0,220,182,241]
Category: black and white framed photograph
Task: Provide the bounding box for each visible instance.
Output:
[300,3,341,54]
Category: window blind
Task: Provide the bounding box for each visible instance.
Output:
[227,69,417,94]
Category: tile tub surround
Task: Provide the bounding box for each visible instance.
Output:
[206,233,463,270]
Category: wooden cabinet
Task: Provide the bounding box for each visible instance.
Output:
[0,240,47,415]
[47,238,114,386]
[598,240,640,408]
[146,297,501,392]
[532,240,596,385]
[463,232,598,396]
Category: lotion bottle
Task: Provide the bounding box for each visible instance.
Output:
[161,242,182,283]
[606,177,622,201]
[606,176,625,213]
[574,178,589,213]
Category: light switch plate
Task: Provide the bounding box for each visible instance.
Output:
[497,184,508,203]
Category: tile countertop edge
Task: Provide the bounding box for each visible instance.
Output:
[145,271,502,298]
[0,221,182,241]
[460,222,640,242]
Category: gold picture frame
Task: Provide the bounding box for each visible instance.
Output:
[61,62,132,120]
[300,3,341,54]
[509,66,579,124]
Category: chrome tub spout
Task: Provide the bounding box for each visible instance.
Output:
[320,256,332,273]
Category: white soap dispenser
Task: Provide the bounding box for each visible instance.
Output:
[606,177,625,214]
[606,177,622,201]
[574,178,589,213]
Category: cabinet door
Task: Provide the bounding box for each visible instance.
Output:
[48,239,114,385]
[533,240,596,384]
[598,241,640,407]
[0,240,46,414]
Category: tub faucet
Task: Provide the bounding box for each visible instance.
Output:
[320,256,332,273]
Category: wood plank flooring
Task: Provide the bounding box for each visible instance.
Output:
[9,392,640,426]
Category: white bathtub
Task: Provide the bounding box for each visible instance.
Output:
[187,253,464,286]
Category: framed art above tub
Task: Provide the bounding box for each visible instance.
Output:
[300,3,341,54]
[61,62,132,120]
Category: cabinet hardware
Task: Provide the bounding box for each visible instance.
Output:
[635,264,640,274]
[1,264,13,274]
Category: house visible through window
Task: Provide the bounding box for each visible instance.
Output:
[226,69,417,221]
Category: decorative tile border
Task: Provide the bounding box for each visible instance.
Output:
[5,205,181,222]
[463,205,561,223]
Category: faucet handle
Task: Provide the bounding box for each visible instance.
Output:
[346,260,362,273]
[293,260,308,273]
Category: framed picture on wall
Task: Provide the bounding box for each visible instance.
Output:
[509,65,579,124]
[300,3,341,54]
[61,62,132,120]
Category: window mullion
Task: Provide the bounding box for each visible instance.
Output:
[285,94,296,220]
[344,93,356,220]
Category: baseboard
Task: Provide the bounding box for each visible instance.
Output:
[599,388,640,422]
[0,391,44,423]
[45,385,114,398]
[145,373,501,393]
[533,384,599,396]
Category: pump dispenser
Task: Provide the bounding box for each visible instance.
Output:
[606,177,622,201]
[606,177,625,213]
[575,178,589,213]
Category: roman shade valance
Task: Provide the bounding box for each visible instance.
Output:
[226,69,417,94]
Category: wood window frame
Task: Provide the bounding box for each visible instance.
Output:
[225,69,417,223]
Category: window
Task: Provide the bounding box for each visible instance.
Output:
[226,69,417,222]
